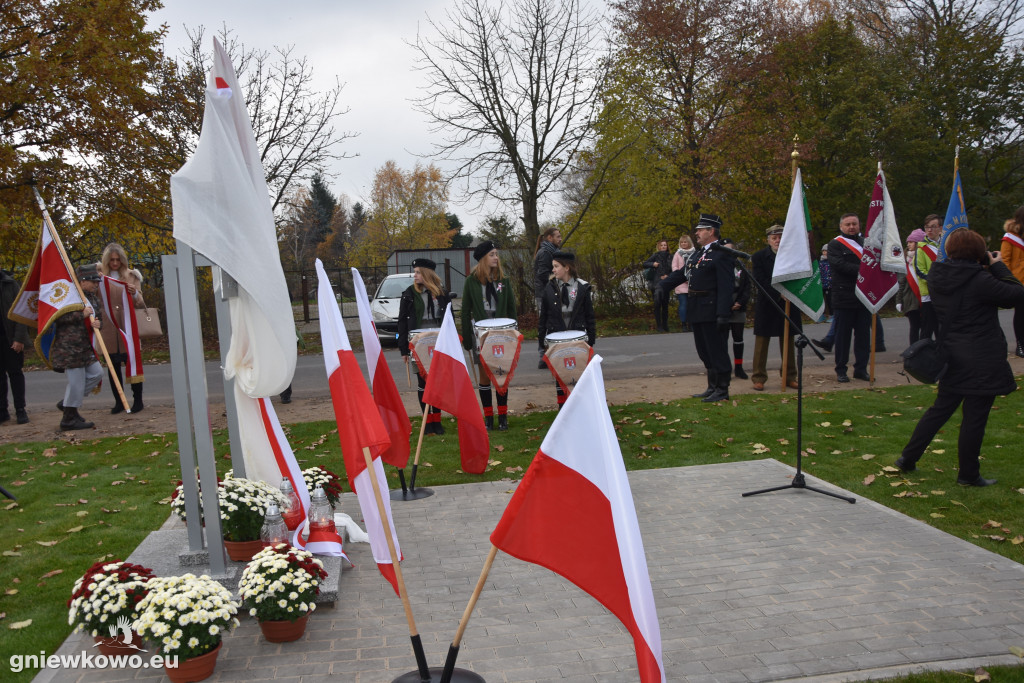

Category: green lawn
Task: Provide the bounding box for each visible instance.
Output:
[2,381,1023,681]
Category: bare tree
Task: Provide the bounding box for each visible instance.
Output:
[413,0,606,246]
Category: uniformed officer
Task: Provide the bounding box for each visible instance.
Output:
[658,213,735,402]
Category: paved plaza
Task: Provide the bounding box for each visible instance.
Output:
[38,459,1024,682]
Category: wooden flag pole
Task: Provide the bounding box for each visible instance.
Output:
[405,355,412,388]
[440,545,500,683]
[869,314,877,385]
[409,404,430,490]
[31,186,131,413]
[359,446,431,681]
[780,136,800,390]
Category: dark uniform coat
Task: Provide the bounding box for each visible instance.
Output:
[827,234,864,310]
[538,278,596,347]
[49,292,102,371]
[752,246,802,337]
[397,285,451,357]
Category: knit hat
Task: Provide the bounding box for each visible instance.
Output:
[907,228,927,243]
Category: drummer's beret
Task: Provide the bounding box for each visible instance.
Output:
[473,241,497,261]
[411,257,436,270]
[552,250,575,262]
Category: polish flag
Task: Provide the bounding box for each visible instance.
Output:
[351,268,411,469]
[316,259,402,593]
[422,307,489,474]
[490,356,665,682]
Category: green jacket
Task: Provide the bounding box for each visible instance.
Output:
[460,276,517,350]
[915,239,938,298]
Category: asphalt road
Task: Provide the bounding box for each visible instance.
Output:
[16,312,1019,413]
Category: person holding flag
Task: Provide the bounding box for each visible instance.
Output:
[913,214,943,341]
[97,242,146,414]
[397,257,451,435]
[51,265,105,430]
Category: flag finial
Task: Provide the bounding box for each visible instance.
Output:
[878,161,882,172]
[791,135,800,161]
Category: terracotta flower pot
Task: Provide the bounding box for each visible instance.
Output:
[93,631,142,656]
[165,641,221,683]
[258,614,308,643]
[223,539,263,562]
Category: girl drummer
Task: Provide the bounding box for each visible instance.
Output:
[398,258,451,435]
[538,251,596,409]
[461,241,517,430]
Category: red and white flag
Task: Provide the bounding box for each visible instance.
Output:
[97,275,144,383]
[351,268,411,469]
[8,221,85,367]
[490,356,664,682]
[316,259,403,594]
[855,167,901,314]
[422,307,489,474]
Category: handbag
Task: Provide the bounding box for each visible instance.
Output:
[134,295,162,338]
[899,271,975,384]
[900,338,945,384]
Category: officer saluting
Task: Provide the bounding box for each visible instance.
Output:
[658,213,735,402]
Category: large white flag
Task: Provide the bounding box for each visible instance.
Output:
[170,37,295,397]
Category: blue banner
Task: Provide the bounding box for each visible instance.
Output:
[938,168,968,261]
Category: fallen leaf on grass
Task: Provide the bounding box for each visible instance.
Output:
[951,500,969,510]
[881,466,900,473]
[66,526,84,533]
[3,503,16,510]
[505,466,522,473]
[862,454,876,461]
[8,620,31,630]
[985,535,1006,542]
[35,541,59,547]
[2,551,21,557]
[931,490,946,495]
[863,474,876,486]
[930,513,944,518]
[10,481,26,487]
[495,445,504,452]
[1010,645,1024,660]
[5,589,17,595]
[975,667,990,682]
[1012,536,1024,545]
[39,570,62,579]
[76,511,89,517]
[981,520,1002,529]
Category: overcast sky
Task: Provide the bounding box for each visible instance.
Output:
[147,0,550,234]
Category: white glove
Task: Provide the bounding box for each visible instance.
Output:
[896,303,902,312]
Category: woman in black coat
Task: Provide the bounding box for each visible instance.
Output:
[538,251,596,409]
[397,258,451,435]
[895,229,1024,486]
[724,239,751,379]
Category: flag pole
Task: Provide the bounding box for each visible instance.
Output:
[359,446,431,681]
[31,186,132,413]
[781,135,799,390]
[440,545,499,683]
[409,404,429,490]
[867,160,882,386]
[405,356,412,388]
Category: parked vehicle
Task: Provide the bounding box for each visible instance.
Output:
[370,273,415,344]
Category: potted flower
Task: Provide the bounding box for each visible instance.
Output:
[67,559,155,655]
[239,544,327,642]
[134,573,240,683]
[302,466,343,506]
[218,474,287,561]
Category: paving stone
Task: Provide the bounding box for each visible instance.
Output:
[34,460,1024,683]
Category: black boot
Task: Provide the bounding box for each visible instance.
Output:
[498,414,508,431]
[692,374,715,398]
[484,415,494,431]
[130,383,144,413]
[703,374,730,402]
[0,408,9,424]
[734,364,748,379]
[60,407,94,431]
[15,409,28,424]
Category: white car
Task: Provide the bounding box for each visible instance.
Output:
[370,273,415,344]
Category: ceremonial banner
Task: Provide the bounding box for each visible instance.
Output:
[772,169,825,320]
[938,165,968,261]
[8,221,85,367]
[490,356,665,682]
[855,168,901,314]
[352,268,412,469]
[170,37,295,398]
[423,308,489,474]
[316,260,402,593]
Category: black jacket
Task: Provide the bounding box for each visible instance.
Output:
[931,259,1024,396]
[538,278,596,347]
[657,243,736,321]
[396,286,451,357]
[731,263,751,313]
[1,271,30,345]
[827,234,864,310]
[533,241,558,297]
[751,247,801,336]
[642,250,673,289]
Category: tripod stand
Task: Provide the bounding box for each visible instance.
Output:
[729,254,856,504]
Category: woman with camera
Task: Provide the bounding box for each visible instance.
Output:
[895,228,1024,486]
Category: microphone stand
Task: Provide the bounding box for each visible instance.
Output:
[729,253,855,504]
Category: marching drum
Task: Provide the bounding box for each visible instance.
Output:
[543,330,592,396]
[408,328,440,378]
[473,317,522,395]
